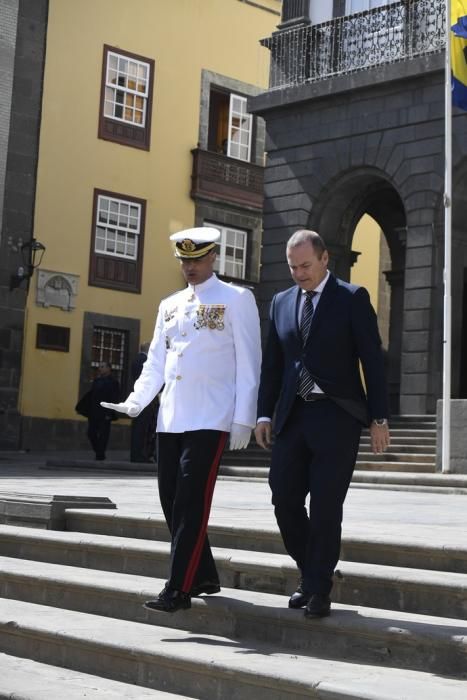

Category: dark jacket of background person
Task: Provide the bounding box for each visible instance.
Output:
[130,345,158,462]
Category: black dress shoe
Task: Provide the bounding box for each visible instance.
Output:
[191,581,221,597]
[304,593,331,619]
[288,579,308,609]
[144,587,191,613]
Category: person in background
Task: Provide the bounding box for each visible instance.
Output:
[130,341,158,463]
[102,227,262,613]
[86,362,120,461]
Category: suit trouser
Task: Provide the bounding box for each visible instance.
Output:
[87,416,111,458]
[157,430,228,593]
[269,397,361,596]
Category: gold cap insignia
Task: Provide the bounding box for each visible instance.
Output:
[181,239,196,252]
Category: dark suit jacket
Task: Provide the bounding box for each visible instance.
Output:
[257,273,389,433]
[131,352,148,386]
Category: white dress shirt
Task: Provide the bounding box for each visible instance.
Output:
[257,270,330,422]
[296,270,329,395]
[128,274,261,433]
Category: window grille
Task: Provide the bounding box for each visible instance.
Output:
[91,327,127,384]
[205,222,247,279]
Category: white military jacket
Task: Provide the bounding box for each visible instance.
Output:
[128,274,261,433]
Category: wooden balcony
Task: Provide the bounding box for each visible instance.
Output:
[191,148,264,211]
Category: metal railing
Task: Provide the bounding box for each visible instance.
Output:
[264,0,445,90]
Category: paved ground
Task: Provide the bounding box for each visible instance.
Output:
[0,449,466,549]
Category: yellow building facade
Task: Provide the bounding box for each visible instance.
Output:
[351,214,390,349]
[20,0,281,447]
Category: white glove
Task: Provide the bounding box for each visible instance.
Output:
[100,400,142,418]
[229,423,251,451]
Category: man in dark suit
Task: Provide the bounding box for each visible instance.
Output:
[255,230,390,619]
[86,362,120,461]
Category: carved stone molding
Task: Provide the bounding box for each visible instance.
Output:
[36,269,79,311]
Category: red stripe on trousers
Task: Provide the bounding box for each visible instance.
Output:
[182,432,227,592]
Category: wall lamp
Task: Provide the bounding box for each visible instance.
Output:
[10,238,46,291]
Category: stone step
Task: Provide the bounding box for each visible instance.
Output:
[358,442,436,453]
[373,428,436,437]
[217,466,467,493]
[222,448,438,467]
[65,511,467,573]
[43,458,438,477]
[389,417,436,430]
[228,437,437,453]
[351,470,467,492]
[0,529,465,620]
[388,415,436,421]
[355,460,435,472]
[360,434,436,442]
[357,452,436,463]
[0,652,187,699]
[225,461,437,474]
[0,599,464,700]
[44,459,156,473]
[0,562,466,678]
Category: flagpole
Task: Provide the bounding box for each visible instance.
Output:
[442,0,452,473]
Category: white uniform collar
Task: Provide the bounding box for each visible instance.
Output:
[187,272,218,294]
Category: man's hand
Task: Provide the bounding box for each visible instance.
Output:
[370,422,390,454]
[229,423,251,450]
[255,421,272,450]
[100,401,142,418]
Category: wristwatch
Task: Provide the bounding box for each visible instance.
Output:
[372,418,388,427]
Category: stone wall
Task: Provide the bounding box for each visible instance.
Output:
[250,53,467,414]
[0,0,48,447]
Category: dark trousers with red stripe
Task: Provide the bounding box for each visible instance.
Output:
[157,430,228,593]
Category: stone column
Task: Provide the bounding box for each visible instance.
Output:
[399,222,436,415]
[436,400,467,473]
[383,269,404,415]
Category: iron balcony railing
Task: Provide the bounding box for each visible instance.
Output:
[263,0,445,91]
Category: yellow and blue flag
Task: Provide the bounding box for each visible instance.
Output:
[452,0,467,110]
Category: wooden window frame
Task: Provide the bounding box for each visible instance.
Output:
[227,94,253,163]
[36,324,70,352]
[89,188,146,294]
[94,193,142,261]
[205,221,248,280]
[98,44,155,151]
[207,87,256,163]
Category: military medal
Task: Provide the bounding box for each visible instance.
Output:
[164,307,177,323]
[194,304,226,330]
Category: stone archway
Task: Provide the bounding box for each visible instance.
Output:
[309,169,406,413]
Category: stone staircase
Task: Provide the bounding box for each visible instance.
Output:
[222,414,437,472]
[0,504,465,698]
[45,415,467,494]
[220,414,467,492]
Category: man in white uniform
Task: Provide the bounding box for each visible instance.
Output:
[102,227,261,612]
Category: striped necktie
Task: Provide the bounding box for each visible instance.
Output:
[298,290,317,399]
